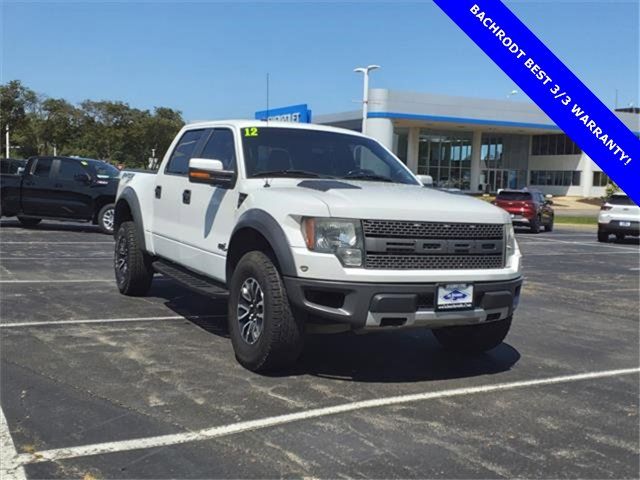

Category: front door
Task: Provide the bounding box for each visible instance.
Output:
[179,127,239,283]
[152,128,207,260]
[50,158,94,219]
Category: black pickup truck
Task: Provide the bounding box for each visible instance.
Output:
[0,156,120,234]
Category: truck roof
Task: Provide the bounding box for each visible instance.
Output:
[183,119,367,137]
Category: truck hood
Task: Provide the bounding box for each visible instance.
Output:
[248,179,510,224]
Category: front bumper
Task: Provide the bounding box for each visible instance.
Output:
[284,276,523,330]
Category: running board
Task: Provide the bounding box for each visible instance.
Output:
[152,259,229,298]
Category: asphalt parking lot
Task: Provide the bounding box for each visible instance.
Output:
[1,219,638,479]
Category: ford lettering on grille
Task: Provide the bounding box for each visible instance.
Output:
[362,220,505,270]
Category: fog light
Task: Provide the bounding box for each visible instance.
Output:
[336,247,362,267]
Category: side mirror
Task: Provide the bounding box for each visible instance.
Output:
[188,158,234,187]
[416,174,433,187]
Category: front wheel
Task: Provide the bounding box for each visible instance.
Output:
[98,203,115,234]
[433,317,512,353]
[114,221,153,296]
[17,217,41,227]
[597,230,609,242]
[228,251,304,372]
[615,233,625,242]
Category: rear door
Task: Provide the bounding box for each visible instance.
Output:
[21,158,58,216]
[179,127,239,281]
[152,128,207,261]
[50,158,95,219]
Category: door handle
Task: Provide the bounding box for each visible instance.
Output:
[54,183,63,188]
[155,186,162,199]
[183,189,191,205]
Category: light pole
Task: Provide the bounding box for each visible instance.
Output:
[354,65,380,134]
[5,124,9,158]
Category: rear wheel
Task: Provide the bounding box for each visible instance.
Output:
[228,251,304,372]
[17,217,41,227]
[98,203,115,234]
[114,221,153,296]
[544,216,554,232]
[433,317,512,353]
[529,216,540,234]
[597,229,609,242]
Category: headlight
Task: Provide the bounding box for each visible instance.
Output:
[301,217,364,267]
[505,223,516,260]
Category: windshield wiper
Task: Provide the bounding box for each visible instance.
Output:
[343,173,393,182]
[251,170,327,178]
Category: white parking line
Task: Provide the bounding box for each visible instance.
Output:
[0,279,114,284]
[1,315,221,329]
[0,241,113,244]
[523,251,631,256]
[14,367,640,466]
[0,407,27,480]
[518,236,639,251]
[0,257,112,260]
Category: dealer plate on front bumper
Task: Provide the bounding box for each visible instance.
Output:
[620,221,631,227]
[436,284,474,311]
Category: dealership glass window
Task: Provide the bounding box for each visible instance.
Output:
[531,134,581,155]
[530,170,581,186]
[481,135,503,169]
[592,171,610,187]
[418,130,472,189]
[394,128,409,164]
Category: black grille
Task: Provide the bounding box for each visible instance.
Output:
[365,254,504,270]
[362,220,503,239]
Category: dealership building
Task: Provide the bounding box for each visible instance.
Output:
[313,89,640,197]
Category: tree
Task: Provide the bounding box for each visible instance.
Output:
[1,80,185,166]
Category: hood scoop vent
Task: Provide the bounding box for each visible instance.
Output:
[297,180,361,192]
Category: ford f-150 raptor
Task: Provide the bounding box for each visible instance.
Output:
[113,121,523,371]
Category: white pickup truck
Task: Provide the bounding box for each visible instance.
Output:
[114,121,522,371]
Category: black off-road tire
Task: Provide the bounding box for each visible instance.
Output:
[597,229,609,242]
[433,316,512,354]
[529,216,540,234]
[98,203,116,234]
[228,251,304,372]
[615,233,625,242]
[114,221,153,296]
[17,217,41,227]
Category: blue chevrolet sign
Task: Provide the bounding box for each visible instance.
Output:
[255,104,312,123]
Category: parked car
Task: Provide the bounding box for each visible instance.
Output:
[113,121,522,372]
[598,192,639,242]
[0,158,27,175]
[493,189,554,233]
[0,156,120,233]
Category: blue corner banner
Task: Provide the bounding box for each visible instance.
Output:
[434,0,640,204]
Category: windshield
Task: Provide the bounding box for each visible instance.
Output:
[90,161,120,178]
[240,127,418,185]
[496,191,533,201]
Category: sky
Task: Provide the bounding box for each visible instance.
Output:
[1,0,638,122]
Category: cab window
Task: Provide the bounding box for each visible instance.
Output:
[165,129,205,175]
[200,129,236,170]
[32,158,53,177]
[58,159,89,182]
